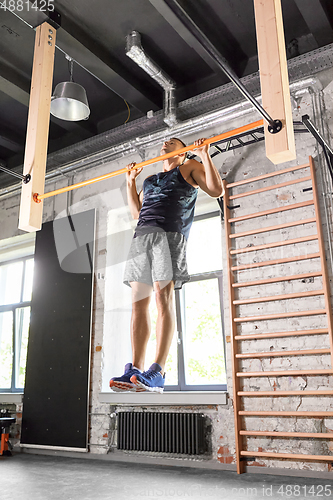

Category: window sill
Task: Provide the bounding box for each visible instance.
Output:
[0,393,23,404]
[99,391,228,405]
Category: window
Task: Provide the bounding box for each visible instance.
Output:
[146,213,227,391]
[0,257,34,392]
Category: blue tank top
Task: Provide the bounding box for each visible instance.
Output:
[135,166,198,240]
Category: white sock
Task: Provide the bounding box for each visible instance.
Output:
[133,366,142,372]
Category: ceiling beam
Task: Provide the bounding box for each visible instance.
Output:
[55,26,160,112]
[0,74,29,107]
[12,5,160,113]
[294,0,333,47]
[0,71,95,139]
[150,0,249,78]
[0,134,22,153]
[49,115,96,140]
[148,0,225,75]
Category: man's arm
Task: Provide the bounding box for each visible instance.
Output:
[189,139,224,198]
[126,162,144,220]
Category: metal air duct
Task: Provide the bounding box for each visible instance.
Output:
[0,76,325,201]
[126,30,177,127]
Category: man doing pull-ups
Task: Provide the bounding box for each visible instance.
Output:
[110,137,224,393]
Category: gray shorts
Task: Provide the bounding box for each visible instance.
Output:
[123,230,189,290]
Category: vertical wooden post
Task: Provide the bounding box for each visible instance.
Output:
[253,0,296,165]
[223,180,245,474]
[309,156,333,364]
[18,22,56,232]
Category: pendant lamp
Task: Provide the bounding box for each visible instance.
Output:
[50,57,90,121]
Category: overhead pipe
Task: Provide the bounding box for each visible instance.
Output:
[126,30,178,127]
[0,98,262,200]
[0,76,322,201]
[163,0,281,133]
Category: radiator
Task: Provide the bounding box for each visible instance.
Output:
[117,411,207,455]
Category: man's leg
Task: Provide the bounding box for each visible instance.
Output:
[109,281,153,392]
[130,281,153,371]
[129,280,174,392]
[154,280,175,373]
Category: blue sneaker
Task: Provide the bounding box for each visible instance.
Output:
[130,363,165,393]
[109,363,145,392]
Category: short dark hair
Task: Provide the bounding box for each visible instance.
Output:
[171,137,186,148]
[170,137,187,161]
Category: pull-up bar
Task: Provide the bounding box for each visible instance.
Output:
[33,119,263,203]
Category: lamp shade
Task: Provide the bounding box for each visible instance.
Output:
[50,81,90,121]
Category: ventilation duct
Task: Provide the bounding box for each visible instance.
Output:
[126,30,177,127]
[0,76,324,200]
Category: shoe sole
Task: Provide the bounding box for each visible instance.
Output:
[130,375,164,394]
[109,380,146,392]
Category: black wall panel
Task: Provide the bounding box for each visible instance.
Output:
[21,210,95,450]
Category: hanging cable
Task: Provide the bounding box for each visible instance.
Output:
[124,99,130,124]
[66,55,75,82]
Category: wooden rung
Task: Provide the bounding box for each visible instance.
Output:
[238,390,333,396]
[231,252,320,271]
[234,309,326,322]
[237,369,333,377]
[233,290,324,305]
[236,348,330,359]
[228,200,314,223]
[240,431,333,438]
[230,217,316,239]
[240,450,333,461]
[229,175,312,200]
[233,272,322,288]
[235,328,328,340]
[239,410,333,416]
[230,235,318,255]
[226,162,310,188]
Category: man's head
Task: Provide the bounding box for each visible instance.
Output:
[161,137,187,164]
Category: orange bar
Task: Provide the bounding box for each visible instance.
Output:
[33,119,263,202]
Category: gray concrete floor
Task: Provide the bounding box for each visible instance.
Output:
[1,453,332,500]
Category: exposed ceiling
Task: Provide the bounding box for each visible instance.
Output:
[0,0,332,189]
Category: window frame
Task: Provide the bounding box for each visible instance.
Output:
[164,211,227,392]
[0,255,33,393]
